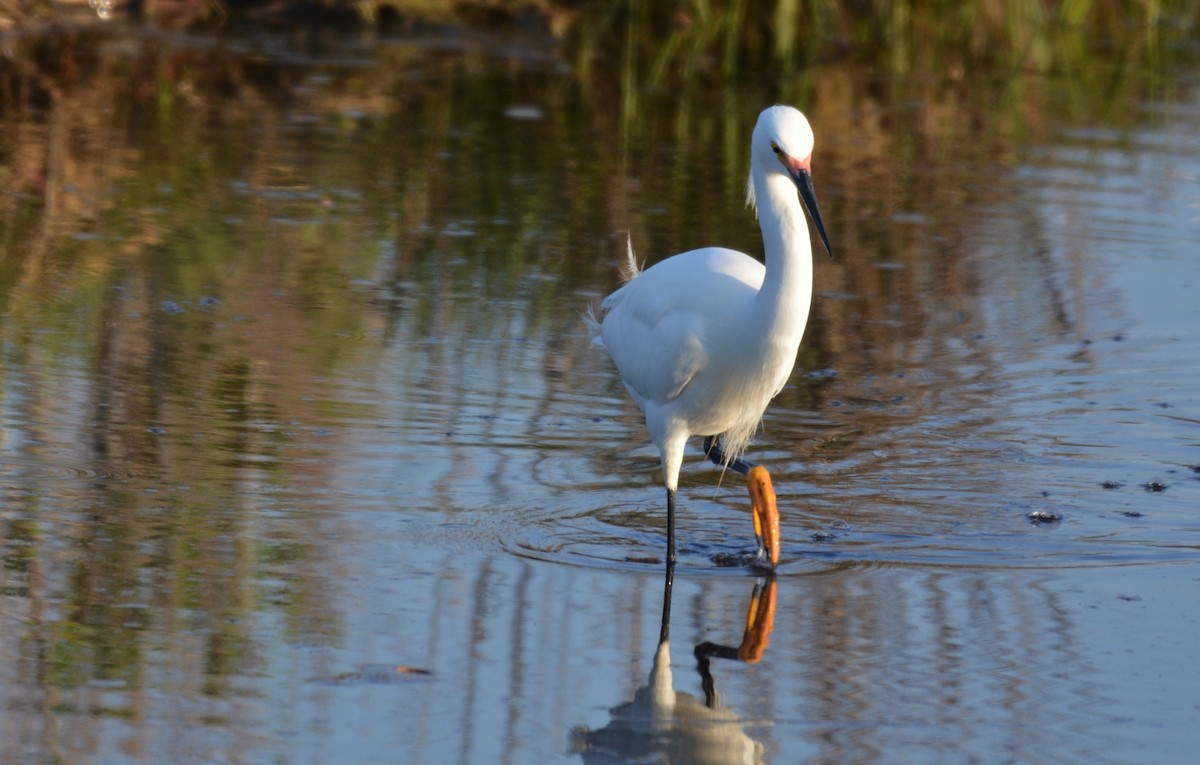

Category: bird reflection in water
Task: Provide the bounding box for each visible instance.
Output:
[572,570,777,765]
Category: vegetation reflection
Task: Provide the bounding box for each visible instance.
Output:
[0,3,1195,754]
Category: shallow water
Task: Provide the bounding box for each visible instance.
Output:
[2,25,1199,765]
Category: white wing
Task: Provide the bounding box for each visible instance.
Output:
[596,247,764,409]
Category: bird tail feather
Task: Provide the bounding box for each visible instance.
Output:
[618,232,641,283]
[584,233,641,348]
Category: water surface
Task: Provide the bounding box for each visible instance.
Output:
[1,25,1199,765]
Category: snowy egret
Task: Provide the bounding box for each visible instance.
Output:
[587,104,832,568]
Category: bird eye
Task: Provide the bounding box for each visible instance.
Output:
[770,142,782,155]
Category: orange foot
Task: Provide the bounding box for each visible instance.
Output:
[746,465,780,567]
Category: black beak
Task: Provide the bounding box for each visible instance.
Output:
[790,167,833,258]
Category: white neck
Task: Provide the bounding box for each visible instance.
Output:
[752,170,815,347]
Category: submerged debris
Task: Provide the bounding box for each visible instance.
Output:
[1142,481,1168,492]
[1027,509,1062,525]
[712,552,743,567]
[311,664,433,686]
[1101,480,1123,490]
[712,551,775,573]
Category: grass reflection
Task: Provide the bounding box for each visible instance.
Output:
[0,11,1195,758]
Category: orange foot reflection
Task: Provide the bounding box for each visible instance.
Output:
[736,577,777,663]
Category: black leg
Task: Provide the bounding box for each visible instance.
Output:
[659,553,674,644]
[665,487,677,565]
[660,487,677,643]
[703,435,757,476]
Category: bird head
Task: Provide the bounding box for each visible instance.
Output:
[745,105,833,258]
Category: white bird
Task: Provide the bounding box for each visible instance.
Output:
[587,105,832,568]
